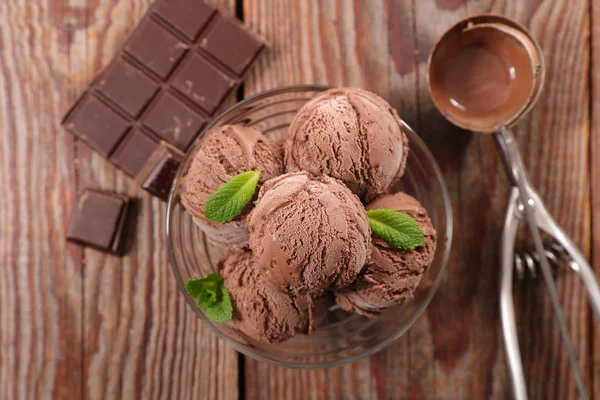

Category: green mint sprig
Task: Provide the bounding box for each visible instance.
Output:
[367,209,425,250]
[204,170,261,223]
[535,65,541,77]
[185,274,233,323]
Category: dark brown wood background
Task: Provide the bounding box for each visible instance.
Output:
[0,0,598,399]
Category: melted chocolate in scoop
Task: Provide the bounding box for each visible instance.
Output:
[428,15,543,132]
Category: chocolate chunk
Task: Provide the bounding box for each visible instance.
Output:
[142,92,208,151]
[66,190,131,254]
[152,0,216,40]
[171,52,238,114]
[110,129,159,176]
[199,17,265,76]
[97,58,159,117]
[64,96,130,156]
[62,0,265,189]
[125,18,188,79]
[134,141,184,201]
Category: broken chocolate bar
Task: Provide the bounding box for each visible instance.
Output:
[134,141,185,201]
[62,0,265,178]
[66,190,131,254]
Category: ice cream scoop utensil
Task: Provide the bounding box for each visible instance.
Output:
[514,242,600,321]
[496,129,595,400]
[513,242,561,280]
[428,14,598,400]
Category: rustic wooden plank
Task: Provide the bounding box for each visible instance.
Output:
[244,0,593,399]
[242,1,416,398]
[413,0,511,397]
[463,1,592,399]
[590,1,600,397]
[410,2,491,399]
[413,0,518,398]
[0,0,83,399]
[389,2,469,399]
[244,0,506,398]
[74,0,239,399]
[415,0,592,397]
[242,0,508,398]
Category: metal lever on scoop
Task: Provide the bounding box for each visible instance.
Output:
[511,186,600,323]
[495,127,589,400]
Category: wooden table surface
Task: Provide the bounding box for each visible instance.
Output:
[1,0,599,399]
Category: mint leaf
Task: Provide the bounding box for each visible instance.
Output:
[185,275,233,323]
[204,170,261,223]
[185,279,204,298]
[197,287,218,308]
[206,287,233,323]
[185,274,222,298]
[200,274,223,285]
[535,65,541,77]
[367,209,425,250]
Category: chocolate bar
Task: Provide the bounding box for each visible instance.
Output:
[66,190,131,254]
[62,0,265,177]
[134,141,184,201]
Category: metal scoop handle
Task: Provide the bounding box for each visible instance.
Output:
[500,187,527,400]
[495,127,590,400]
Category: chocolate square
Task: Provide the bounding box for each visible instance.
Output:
[125,18,189,79]
[152,0,216,40]
[110,129,159,176]
[134,141,184,201]
[142,92,208,151]
[171,52,238,114]
[66,190,131,254]
[97,58,159,117]
[200,17,265,76]
[64,96,130,156]
[62,2,265,191]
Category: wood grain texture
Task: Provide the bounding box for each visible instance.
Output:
[426,0,592,399]
[243,0,593,399]
[466,1,592,399]
[0,0,239,399]
[0,0,596,398]
[0,0,83,398]
[243,1,411,398]
[591,0,600,397]
[411,2,499,399]
[419,0,592,398]
[242,1,455,398]
[76,0,239,399]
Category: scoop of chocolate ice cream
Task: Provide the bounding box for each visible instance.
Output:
[248,172,371,295]
[181,124,284,247]
[285,88,409,201]
[336,192,437,317]
[219,249,330,343]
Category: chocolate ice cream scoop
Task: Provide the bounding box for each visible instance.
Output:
[181,124,284,247]
[336,192,436,317]
[220,249,330,343]
[248,172,371,295]
[284,88,409,201]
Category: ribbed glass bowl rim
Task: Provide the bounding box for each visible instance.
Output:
[165,84,453,369]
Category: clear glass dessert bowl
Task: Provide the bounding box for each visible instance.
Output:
[166,85,452,368]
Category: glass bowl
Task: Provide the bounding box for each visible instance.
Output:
[166,85,452,368]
